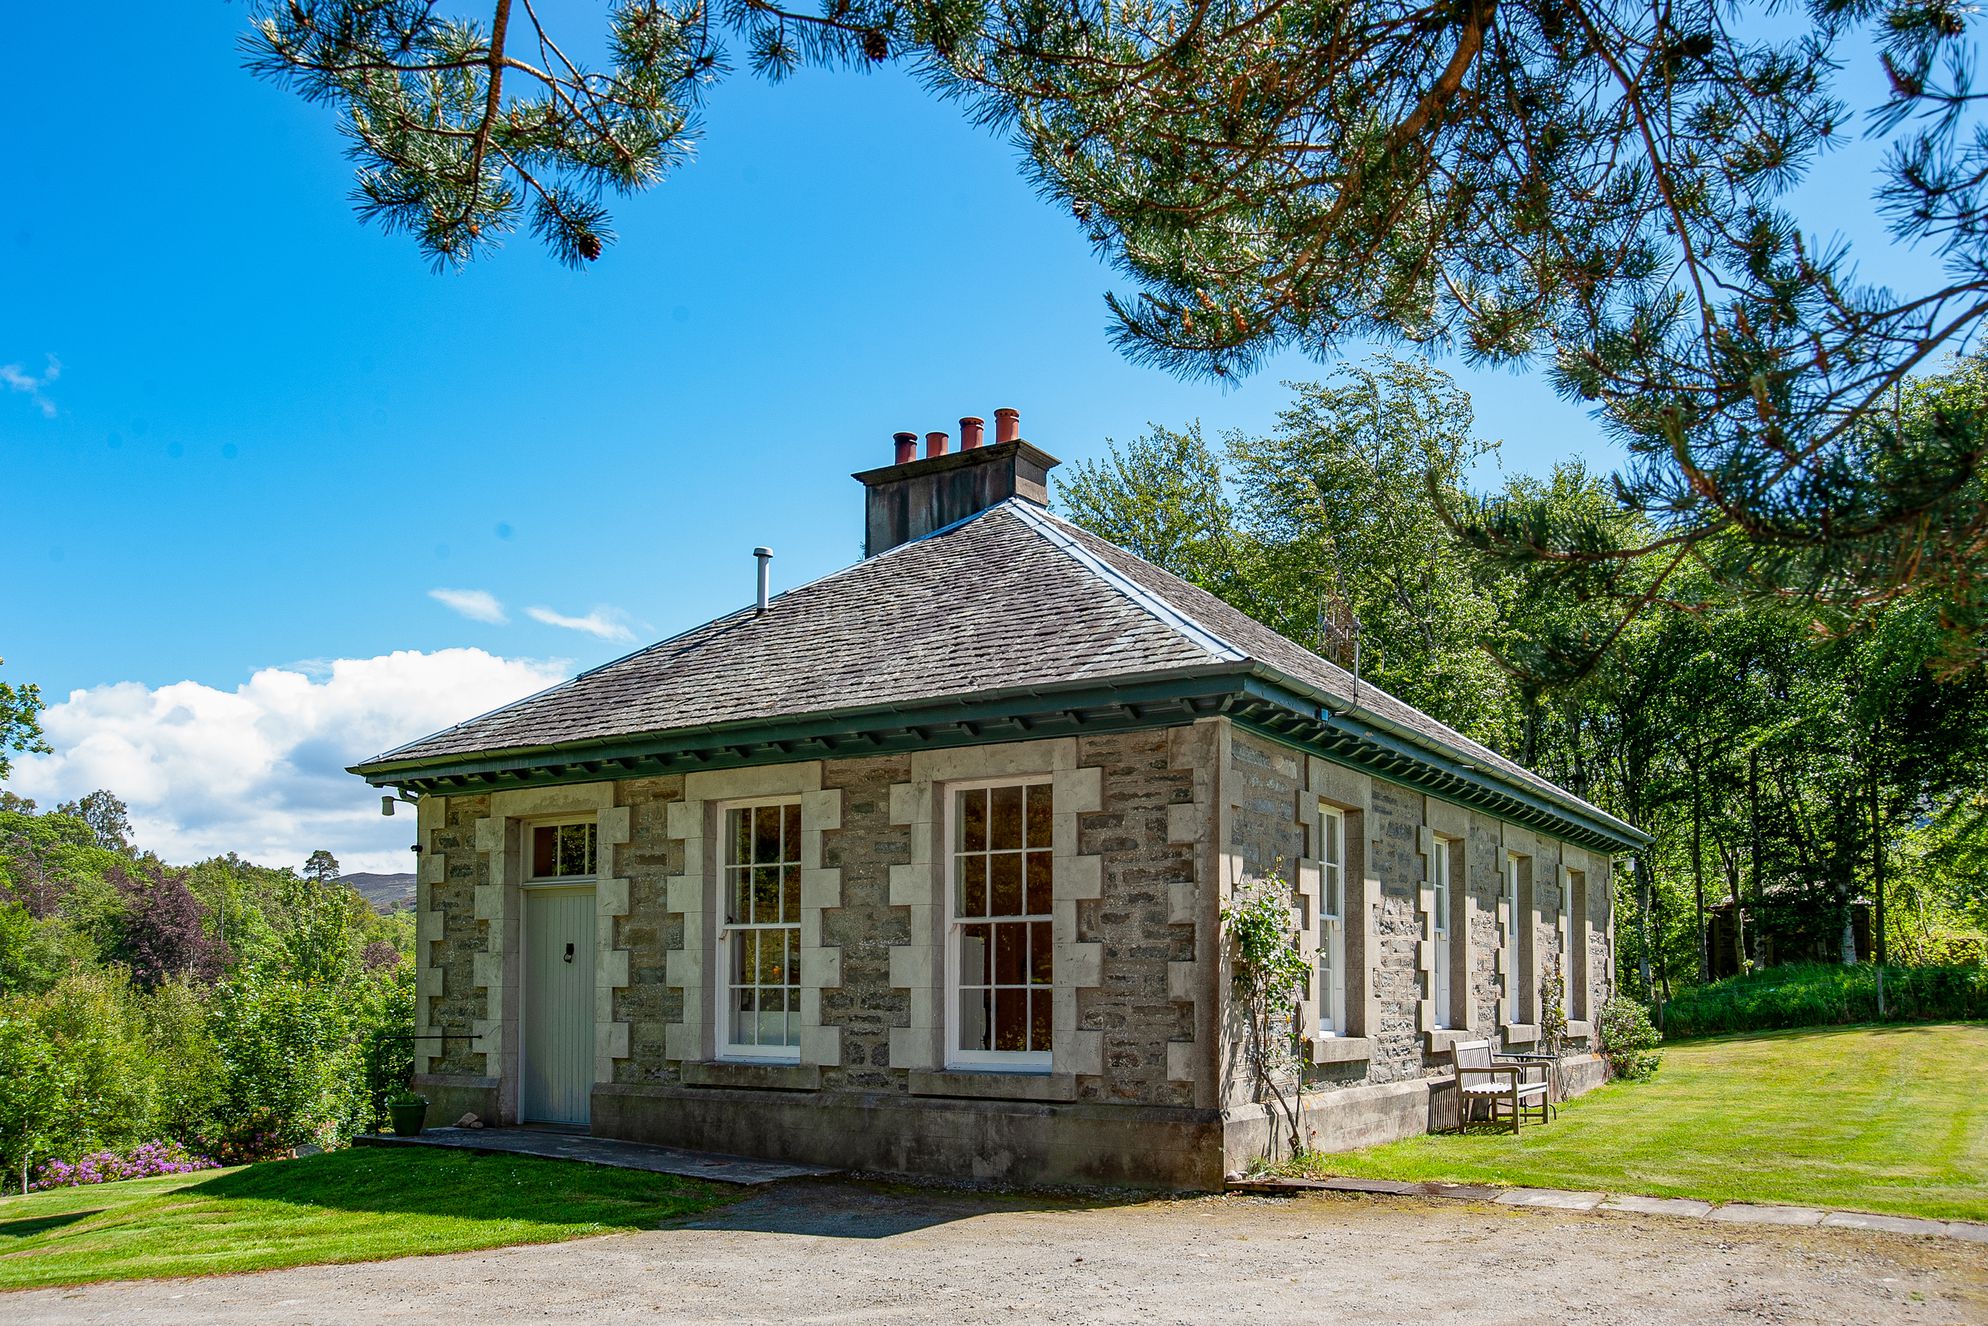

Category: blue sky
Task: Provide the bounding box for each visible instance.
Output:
[0,4,1948,870]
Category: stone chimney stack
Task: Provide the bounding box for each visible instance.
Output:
[852,408,1059,557]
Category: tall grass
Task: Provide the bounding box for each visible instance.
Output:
[1660,962,1988,1039]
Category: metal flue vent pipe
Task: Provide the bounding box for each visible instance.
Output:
[754,546,773,614]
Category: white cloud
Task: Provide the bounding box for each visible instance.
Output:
[428,587,508,624]
[526,604,636,642]
[9,649,570,875]
[1,353,60,418]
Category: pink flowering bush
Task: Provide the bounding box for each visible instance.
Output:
[28,1140,217,1191]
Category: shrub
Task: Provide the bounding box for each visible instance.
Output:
[1661,962,1988,1039]
[28,1140,216,1190]
[205,975,357,1153]
[1597,996,1662,1079]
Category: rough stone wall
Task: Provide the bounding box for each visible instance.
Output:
[1465,812,1504,1034]
[1587,861,1615,1016]
[613,775,686,1086]
[1220,732,1303,1100]
[587,736,1196,1107]
[1216,727,1618,1098]
[1365,780,1426,1082]
[1074,730,1198,1107]
[413,722,1615,1111]
[428,793,490,1077]
[1532,839,1568,1028]
[818,755,914,1092]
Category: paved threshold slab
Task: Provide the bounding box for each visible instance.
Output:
[1495,1188,1605,1211]
[355,1127,835,1186]
[1601,1194,1715,1218]
[1707,1203,1826,1227]
[1820,1211,1952,1237]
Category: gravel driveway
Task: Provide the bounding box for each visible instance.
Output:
[12,1180,1985,1326]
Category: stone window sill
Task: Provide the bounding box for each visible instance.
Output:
[1422,1028,1471,1054]
[1501,1023,1539,1047]
[1566,1020,1594,1040]
[908,1070,1078,1103]
[681,1060,822,1092]
[1307,1036,1373,1066]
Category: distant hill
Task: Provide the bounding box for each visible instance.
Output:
[342,872,416,914]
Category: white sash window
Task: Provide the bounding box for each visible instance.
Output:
[1318,805,1347,1035]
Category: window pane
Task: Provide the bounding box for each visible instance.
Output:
[960,924,992,984]
[1024,851,1053,914]
[735,989,759,1043]
[736,930,757,983]
[994,988,1028,1051]
[1029,920,1053,985]
[990,784,1024,850]
[784,802,801,857]
[751,866,780,925]
[1025,783,1053,849]
[782,864,801,924]
[532,826,555,878]
[961,788,987,853]
[960,856,987,917]
[731,808,751,867]
[787,928,801,988]
[1030,990,1053,1052]
[959,988,993,1053]
[994,922,1026,985]
[753,805,781,863]
[990,853,1023,915]
[1323,810,1341,867]
[728,870,748,924]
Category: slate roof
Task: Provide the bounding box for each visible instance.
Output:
[358,498,1635,840]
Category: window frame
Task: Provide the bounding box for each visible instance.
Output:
[942,775,1056,1073]
[713,795,805,1063]
[1563,869,1583,1021]
[523,816,599,887]
[1317,803,1347,1036]
[1502,852,1522,1019]
[1431,834,1454,1030]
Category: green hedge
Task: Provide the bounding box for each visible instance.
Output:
[1660,962,1988,1039]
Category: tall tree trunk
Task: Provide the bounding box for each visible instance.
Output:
[1870,766,1888,966]
[1691,744,1708,983]
[1839,875,1857,965]
[1636,855,1653,998]
[1747,748,1762,970]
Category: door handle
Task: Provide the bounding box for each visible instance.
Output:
[563,942,575,963]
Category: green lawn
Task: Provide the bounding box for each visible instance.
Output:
[1288,1022,1988,1222]
[0,1146,734,1291]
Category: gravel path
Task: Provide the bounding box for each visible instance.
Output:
[12,1180,1985,1326]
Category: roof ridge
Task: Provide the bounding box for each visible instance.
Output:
[1006,501,1247,664]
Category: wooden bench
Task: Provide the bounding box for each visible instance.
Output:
[1451,1038,1553,1134]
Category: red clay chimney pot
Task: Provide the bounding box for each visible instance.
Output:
[925,430,950,459]
[893,431,917,465]
[959,416,985,450]
[994,407,1020,445]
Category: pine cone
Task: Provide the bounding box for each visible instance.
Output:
[862,28,889,61]
[576,232,603,262]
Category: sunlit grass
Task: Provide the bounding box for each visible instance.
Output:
[1287,1023,1988,1222]
[0,1146,734,1290]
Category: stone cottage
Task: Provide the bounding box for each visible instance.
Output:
[350,410,1647,1189]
